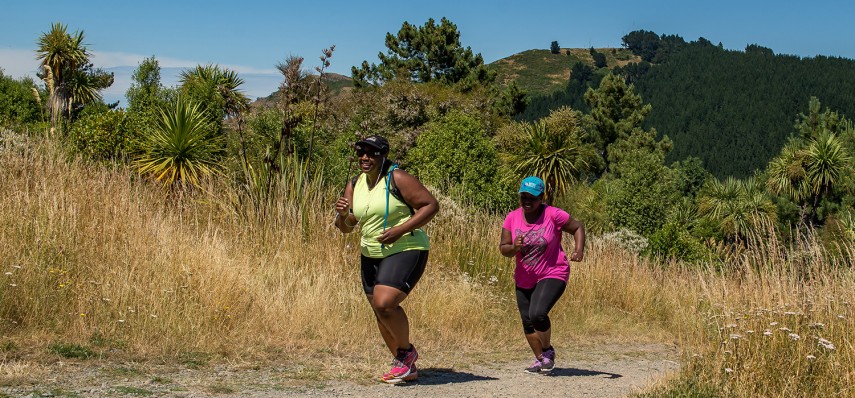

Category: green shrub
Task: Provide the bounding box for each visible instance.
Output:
[407,110,513,210]
[647,222,709,262]
[0,71,43,128]
[67,109,128,161]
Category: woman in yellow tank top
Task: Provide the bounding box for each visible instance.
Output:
[334,135,439,384]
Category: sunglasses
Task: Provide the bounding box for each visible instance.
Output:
[355,147,383,157]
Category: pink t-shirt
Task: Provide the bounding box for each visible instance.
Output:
[502,205,571,288]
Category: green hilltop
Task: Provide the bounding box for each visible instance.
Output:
[487,47,639,96]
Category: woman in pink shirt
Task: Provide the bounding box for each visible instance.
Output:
[499,176,586,374]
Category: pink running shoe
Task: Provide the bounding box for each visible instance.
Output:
[381,345,419,383]
[382,363,419,384]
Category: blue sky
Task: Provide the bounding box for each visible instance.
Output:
[2,0,854,105]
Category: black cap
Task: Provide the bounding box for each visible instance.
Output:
[355,135,390,153]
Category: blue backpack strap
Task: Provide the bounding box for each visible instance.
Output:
[382,164,399,248]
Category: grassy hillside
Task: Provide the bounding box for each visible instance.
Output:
[488,48,638,96]
[2,132,852,396]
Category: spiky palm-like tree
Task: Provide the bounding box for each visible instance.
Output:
[63,67,103,114]
[767,132,851,223]
[766,140,809,203]
[36,23,88,125]
[699,177,777,242]
[504,117,599,203]
[804,132,849,201]
[135,96,222,188]
[179,64,249,120]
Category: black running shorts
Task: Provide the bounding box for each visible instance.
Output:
[360,250,428,295]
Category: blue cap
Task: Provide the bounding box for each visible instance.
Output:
[519,176,544,196]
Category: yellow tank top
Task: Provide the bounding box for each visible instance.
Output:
[352,172,430,258]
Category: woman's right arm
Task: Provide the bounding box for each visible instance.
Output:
[499,228,524,257]
[334,179,357,233]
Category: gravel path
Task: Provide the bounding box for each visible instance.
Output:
[2,343,679,397]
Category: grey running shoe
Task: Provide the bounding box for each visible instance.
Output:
[541,347,555,372]
[540,356,554,373]
[524,358,543,374]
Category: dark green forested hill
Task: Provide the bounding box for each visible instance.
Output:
[636,44,855,177]
[517,39,855,177]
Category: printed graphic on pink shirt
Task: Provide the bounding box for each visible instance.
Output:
[517,226,547,268]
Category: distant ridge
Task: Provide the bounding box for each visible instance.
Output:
[487,48,639,96]
[501,41,855,178]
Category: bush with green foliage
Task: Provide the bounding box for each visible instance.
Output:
[67,109,128,161]
[600,149,677,236]
[646,222,709,262]
[407,110,513,210]
[123,56,178,158]
[0,70,44,128]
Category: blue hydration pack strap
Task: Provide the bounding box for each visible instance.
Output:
[381,164,399,248]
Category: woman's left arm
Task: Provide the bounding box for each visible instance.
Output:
[375,169,440,244]
[562,216,586,262]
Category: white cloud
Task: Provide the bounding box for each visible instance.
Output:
[2,47,280,106]
[0,48,41,78]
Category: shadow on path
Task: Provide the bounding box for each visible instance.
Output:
[397,368,499,386]
[547,367,622,379]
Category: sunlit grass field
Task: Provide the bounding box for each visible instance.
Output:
[1,134,852,396]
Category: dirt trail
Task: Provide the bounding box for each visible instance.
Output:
[1,343,679,397]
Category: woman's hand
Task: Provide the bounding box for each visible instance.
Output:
[376,226,406,245]
[569,251,584,262]
[335,197,349,217]
[513,235,526,252]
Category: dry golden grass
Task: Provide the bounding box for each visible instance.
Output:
[1,134,853,395]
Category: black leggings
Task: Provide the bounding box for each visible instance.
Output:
[361,250,428,295]
[516,278,567,334]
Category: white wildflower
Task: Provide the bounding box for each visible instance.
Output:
[763,330,772,336]
[3,272,11,276]
[12,265,21,269]
[726,323,737,329]
[729,334,742,340]
[770,322,778,326]
[746,330,755,334]
[809,322,825,329]
[784,311,798,316]
[817,338,835,351]
[788,333,800,341]
[724,368,734,373]
[779,327,791,332]
[807,355,816,361]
